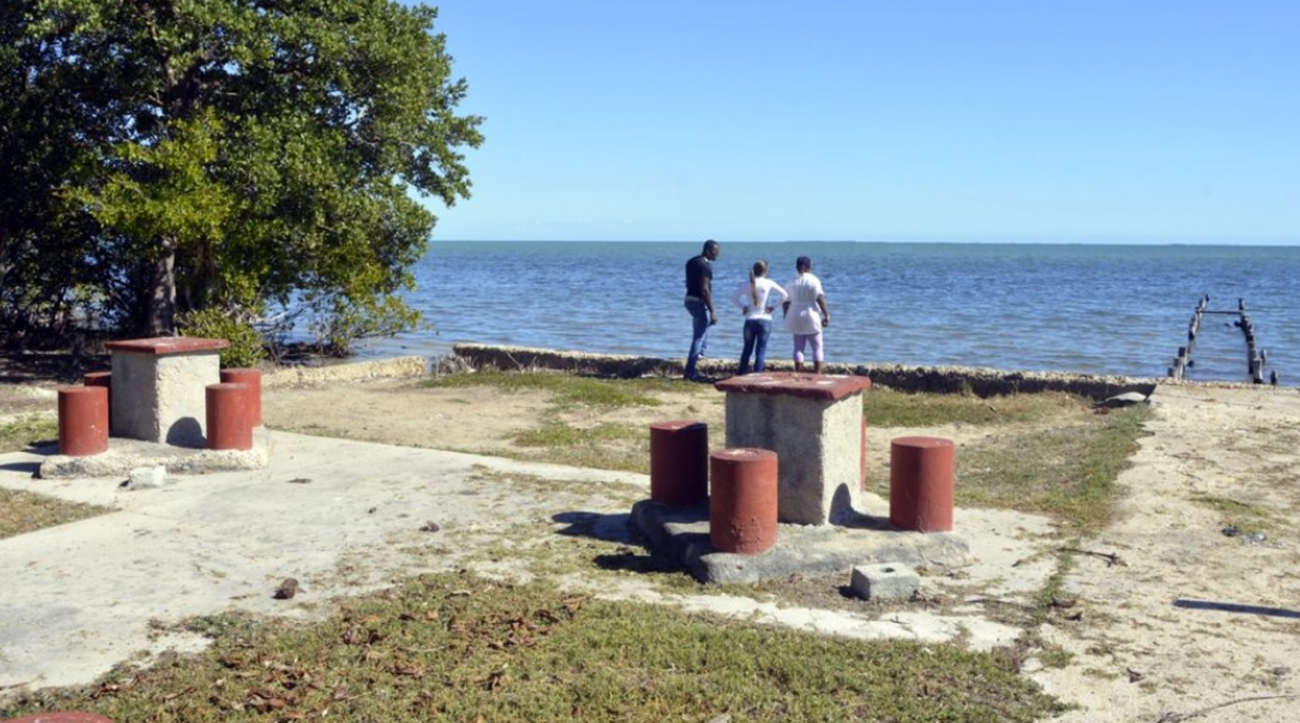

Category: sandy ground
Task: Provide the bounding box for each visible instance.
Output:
[1036,384,1300,722]
[3,359,1300,721]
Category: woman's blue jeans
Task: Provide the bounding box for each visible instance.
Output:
[738,318,772,375]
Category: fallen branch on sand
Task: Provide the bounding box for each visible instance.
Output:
[1156,692,1300,722]
[1058,547,1126,567]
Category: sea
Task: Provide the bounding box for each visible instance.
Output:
[350,241,1300,384]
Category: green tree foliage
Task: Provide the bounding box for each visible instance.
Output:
[1,0,482,351]
[0,0,111,346]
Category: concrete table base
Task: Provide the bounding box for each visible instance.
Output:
[37,430,270,480]
[631,499,969,585]
[716,372,872,525]
[106,337,229,448]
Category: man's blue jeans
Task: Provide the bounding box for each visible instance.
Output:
[739,318,772,375]
[685,298,710,379]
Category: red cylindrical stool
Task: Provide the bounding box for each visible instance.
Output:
[206,382,254,450]
[889,436,955,532]
[57,386,108,456]
[83,371,112,433]
[709,448,778,555]
[1,712,115,723]
[649,420,709,506]
[220,368,263,426]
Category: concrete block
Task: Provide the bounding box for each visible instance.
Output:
[107,337,227,447]
[720,374,867,525]
[850,562,919,602]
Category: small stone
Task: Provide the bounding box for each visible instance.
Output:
[420,521,441,533]
[274,578,299,600]
[124,465,168,490]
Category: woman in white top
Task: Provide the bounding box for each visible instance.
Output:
[730,260,789,374]
[782,255,831,373]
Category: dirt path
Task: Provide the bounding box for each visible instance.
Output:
[1034,383,1300,722]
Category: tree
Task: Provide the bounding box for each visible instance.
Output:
[1,0,482,351]
[0,0,112,346]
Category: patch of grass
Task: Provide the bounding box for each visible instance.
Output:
[505,419,649,473]
[422,369,669,409]
[5,571,1064,723]
[0,488,110,541]
[0,416,111,540]
[513,421,642,448]
[866,388,1090,428]
[955,405,1151,535]
[1038,646,1075,669]
[981,547,1084,676]
[1189,494,1281,535]
[150,612,262,640]
[470,467,644,506]
[0,415,57,453]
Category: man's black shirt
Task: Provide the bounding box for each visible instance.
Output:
[685,254,712,297]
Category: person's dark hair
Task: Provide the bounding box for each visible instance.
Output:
[749,260,768,305]
[703,239,720,254]
[796,255,812,272]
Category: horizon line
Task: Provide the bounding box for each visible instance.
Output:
[431,238,1300,247]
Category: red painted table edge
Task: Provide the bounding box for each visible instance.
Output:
[105,337,229,355]
[714,372,871,401]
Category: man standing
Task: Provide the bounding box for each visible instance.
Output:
[684,239,720,381]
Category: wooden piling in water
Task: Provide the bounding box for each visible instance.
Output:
[1168,295,1282,384]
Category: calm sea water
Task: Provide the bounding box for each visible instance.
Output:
[353,241,1300,384]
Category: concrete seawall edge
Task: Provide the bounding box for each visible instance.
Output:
[449,343,1165,400]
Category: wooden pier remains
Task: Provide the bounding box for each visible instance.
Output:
[1169,295,1278,384]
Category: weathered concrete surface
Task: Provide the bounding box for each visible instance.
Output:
[451,343,1159,399]
[0,431,649,693]
[724,391,863,525]
[850,562,921,602]
[37,430,271,479]
[630,499,970,584]
[110,350,221,447]
[261,356,427,389]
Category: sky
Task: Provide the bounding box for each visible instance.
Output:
[411,1,1299,244]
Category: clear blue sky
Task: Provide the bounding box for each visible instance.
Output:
[414,1,1299,244]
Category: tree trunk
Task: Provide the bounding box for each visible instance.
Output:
[146,248,177,336]
[0,227,10,304]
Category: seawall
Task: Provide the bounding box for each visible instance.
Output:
[448,343,1165,400]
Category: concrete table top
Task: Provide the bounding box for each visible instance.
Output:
[715,372,871,401]
[105,337,229,356]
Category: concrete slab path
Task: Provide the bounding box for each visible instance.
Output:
[0,432,647,692]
